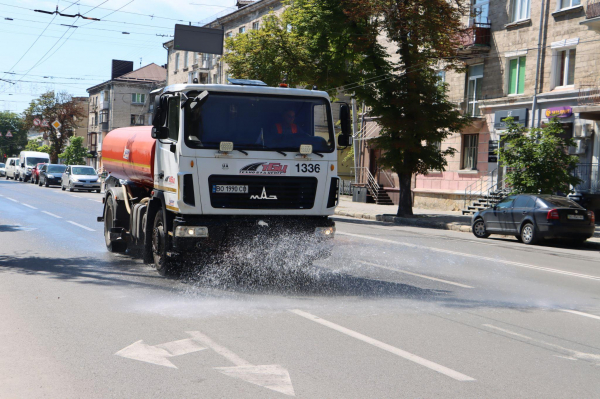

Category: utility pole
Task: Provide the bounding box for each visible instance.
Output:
[351,97,358,184]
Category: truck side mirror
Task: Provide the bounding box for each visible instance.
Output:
[338,135,353,147]
[21,163,25,168]
[340,103,352,136]
[151,95,170,140]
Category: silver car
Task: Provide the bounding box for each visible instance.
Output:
[0,162,5,177]
[61,165,101,193]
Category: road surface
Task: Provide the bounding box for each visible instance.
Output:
[1,178,600,398]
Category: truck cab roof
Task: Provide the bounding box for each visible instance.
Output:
[160,84,331,100]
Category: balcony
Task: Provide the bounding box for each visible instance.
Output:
[455,23,491,56]
[581,0,600,31]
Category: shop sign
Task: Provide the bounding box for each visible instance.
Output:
[494,108,528,129]
[488,140,498,163]
[545,106,573,119]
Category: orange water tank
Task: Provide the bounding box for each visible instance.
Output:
[102,126,155,188]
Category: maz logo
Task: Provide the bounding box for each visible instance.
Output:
[250,187,277,200]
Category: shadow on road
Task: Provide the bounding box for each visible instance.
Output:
[0,225,23,233]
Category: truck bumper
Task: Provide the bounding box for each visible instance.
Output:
[172,215,335,260]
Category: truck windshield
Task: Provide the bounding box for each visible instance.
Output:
[184,92,334,153]
[26,157,48,167]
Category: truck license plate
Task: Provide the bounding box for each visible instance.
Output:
[213,185,248,194]
[567,214,584,220]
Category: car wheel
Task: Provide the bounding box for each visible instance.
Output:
[104,196,127,253]
[68,182,74,192]
[44,179,49,187]
[521,223,539,245]
[61,181,66,191]
[472,218,490,238]
[152,209,178,276]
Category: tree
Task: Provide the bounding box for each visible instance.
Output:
[498,118,581,194]
[23,91,86,163]
[59,136,89,166]
[25,139,41,152]
[224,0,472,216]
[0,111,28,160]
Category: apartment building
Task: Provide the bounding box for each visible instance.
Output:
[86,62,166,169]
[355,0,600,211]
[72,96,89,143]
[163,0,283,86]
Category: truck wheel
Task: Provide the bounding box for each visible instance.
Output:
[104,197,127,253]
[152,209,177,276]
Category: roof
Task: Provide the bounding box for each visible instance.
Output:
[161,83,330,100]
[87,63,166,92]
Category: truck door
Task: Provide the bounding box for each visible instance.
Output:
[155,95,180,210]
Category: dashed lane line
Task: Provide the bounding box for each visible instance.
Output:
[41,211,62,219]
[67,221,96,232]
[559,309,600,321]
[6,197,18,202]
[337,232,600,282]
[289,309,476,382]
[22,204,37,210]
[357,260,474,288]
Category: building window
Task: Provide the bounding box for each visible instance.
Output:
[100,109,108,123]
[558,0,580,9]
[225,31,232,38]
[131,93,146,104]
[239,26,246,34]
[467,64,483,117]
[462,134,479,170]
[184,51,188,68]
[508,56,526,95]
[175,53,179,70]
[252,21,259,30]
[436,70,446,86]
[472,0,490,24]
[286,24,292,32]
[511,0,530,22]
[554,48,576,87]
[130,115,144,126]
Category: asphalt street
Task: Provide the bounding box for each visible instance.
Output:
[1,178,600,398]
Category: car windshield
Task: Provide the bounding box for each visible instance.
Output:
[541,197,583,208]
[47,165,67,173]
[184,92,334,153]
[72,167,96,175]
[26,157,48,167]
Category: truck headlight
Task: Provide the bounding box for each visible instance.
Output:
[315,226,335,237]
[175,226,209,238]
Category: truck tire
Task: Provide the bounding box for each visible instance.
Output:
[152,209,177,276]
[104,196,127,253]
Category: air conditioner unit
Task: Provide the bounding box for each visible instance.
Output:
[574,123,594,138]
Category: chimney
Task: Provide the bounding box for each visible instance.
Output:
[111,60,134,80]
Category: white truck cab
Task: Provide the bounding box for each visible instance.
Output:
[17,151,50,182]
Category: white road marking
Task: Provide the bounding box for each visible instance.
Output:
[483,324,600,364]
[67,221,96,231]
[42,211,62,219]
[289,309,475,382]
[116,337,207,369]
[88,199,102,203]
[357,260,474,288]
[559,309,600,321]
[22,204,37,209]
[6,197,18,202]
[338,232,600,282]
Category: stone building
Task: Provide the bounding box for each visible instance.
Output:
[86,62,166,169]
[356,0,600,211]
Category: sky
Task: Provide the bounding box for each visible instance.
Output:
[0,0,240,114]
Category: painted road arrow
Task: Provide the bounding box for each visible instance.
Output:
[116,331,295,396]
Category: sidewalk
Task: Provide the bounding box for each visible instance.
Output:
[335,196,473,232]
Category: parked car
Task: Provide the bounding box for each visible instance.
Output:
[31,163,46,184]
[39,164,67,187]
[0,162,5,177]
[61,165,101,192]
[5,157,19,179]
[472,194,595,245]
[17,151,50,182]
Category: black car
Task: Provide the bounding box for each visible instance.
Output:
[472,194,595,245]
[39,164,67,187]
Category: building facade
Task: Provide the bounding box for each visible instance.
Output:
[86,63,166,169]
[356,0,600,212]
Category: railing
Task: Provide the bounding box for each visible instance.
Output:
[578,77,600,105]
[571,163,600,193]
[340,180,354,196]
[456,23,491,49]
[587,0,600,19]
[463,169,497,209]
[354,167,381,202]
[378,168,396,188]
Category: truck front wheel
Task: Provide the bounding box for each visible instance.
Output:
[104,197,127,253]
[152,209,177,276]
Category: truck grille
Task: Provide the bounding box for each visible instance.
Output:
[208,175,317,209]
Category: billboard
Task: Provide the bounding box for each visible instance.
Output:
[174,24,224,55]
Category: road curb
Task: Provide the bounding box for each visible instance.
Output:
[334,210,472,233]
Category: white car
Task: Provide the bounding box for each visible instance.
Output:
[5,158,19,179]
[17,151,50,182]
[61,165,101,193]
[0,162,5,177]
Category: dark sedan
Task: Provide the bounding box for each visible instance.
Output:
[39,164,67,187]
[472,194,595,245]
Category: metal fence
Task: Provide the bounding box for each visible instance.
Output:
[340,180,354,196]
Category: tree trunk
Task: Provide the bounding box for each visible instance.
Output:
[397,172,413,217]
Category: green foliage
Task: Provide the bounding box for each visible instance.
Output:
[25,139,41,152]
[59,136,89,166]
[39,144,51,154]
[0,111,28,159]
[498,118,581,194]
